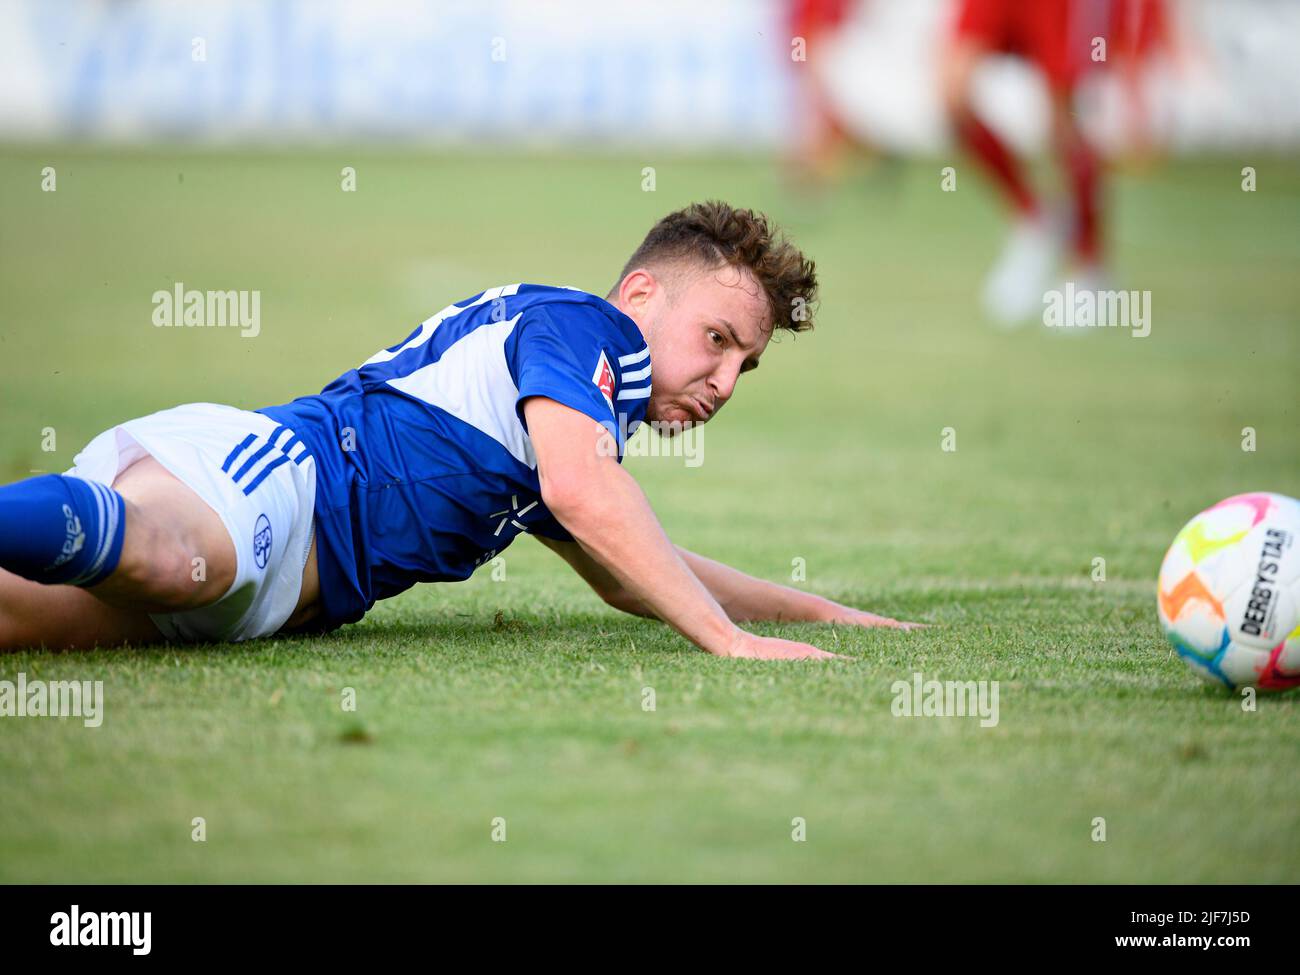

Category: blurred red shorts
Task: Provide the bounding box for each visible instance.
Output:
[788,0,855,40]
[953,0,1167,91]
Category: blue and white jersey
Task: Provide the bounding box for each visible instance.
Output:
[257,284,651,630]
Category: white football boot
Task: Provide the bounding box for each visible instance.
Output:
[981,211,1064,328]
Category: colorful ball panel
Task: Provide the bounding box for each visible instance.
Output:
[1157,492,1300,691]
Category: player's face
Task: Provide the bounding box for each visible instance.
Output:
[619,264,772,428]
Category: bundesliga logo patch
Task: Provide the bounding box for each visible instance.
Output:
[591,350,615,413]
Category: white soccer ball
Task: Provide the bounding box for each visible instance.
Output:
[1157,492,1300,691]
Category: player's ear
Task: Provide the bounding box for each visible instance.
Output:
[618,268,658,315]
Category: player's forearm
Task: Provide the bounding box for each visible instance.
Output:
[545,470,738,654]
[674,547,840,623]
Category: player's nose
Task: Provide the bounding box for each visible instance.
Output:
[709,363,741,404]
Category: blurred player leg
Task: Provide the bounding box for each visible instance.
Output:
[941,29,1037,215]
[943,0,1061,324]
[1049,87,1106,291]
[1047,0,1170,291]
[784,0,869,192]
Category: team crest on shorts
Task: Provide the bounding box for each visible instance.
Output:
[253,514,273,569]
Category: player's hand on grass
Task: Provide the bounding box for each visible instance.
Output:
[720,631,850,661]
[825,607,930,632]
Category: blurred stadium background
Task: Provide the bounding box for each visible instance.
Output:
[0,0,1297,883]
[3,0,1299,151]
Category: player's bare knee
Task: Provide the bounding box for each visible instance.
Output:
[93,506,223,610]
[175,520,237,607]
[940,45,981,121]
[147,546,200,609]
[1047,91,1083,152]
[132,540,223,610]
[942,80,975,123]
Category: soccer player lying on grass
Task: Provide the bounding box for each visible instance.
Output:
[0,201,923,659]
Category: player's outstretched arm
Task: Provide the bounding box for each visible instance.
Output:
[536,534,924,631]
[673,547,928,631]
[523,396,845,660]
[533,535,656,619]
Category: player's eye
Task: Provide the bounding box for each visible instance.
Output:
[707,328,724,347]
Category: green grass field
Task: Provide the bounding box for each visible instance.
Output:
[1,147,1297,882]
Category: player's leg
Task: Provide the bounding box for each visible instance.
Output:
[89,455,237,612]
[942,0,1061,324]
[0,568,162,650]
[1048,86,1104,283]
[1035,0,1106,289]
[784,0,864,191]
[0,456,238,650]
[1043,1,1170,281]
[940,3,1039,218]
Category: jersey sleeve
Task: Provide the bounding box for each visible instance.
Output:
[510,300,650,545]
[510,305,625,442]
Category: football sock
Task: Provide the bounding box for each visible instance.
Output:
[0,474,126,587]
[955,114,1038,216]
[1063,134,1102,263]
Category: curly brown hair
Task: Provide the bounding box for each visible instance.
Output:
[608,201,818,333]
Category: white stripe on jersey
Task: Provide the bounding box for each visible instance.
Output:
[617,346,650,367]
[616,386,651,401]
[385,313,538,469]
[620,364,651,382]
[363,284,522,367]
